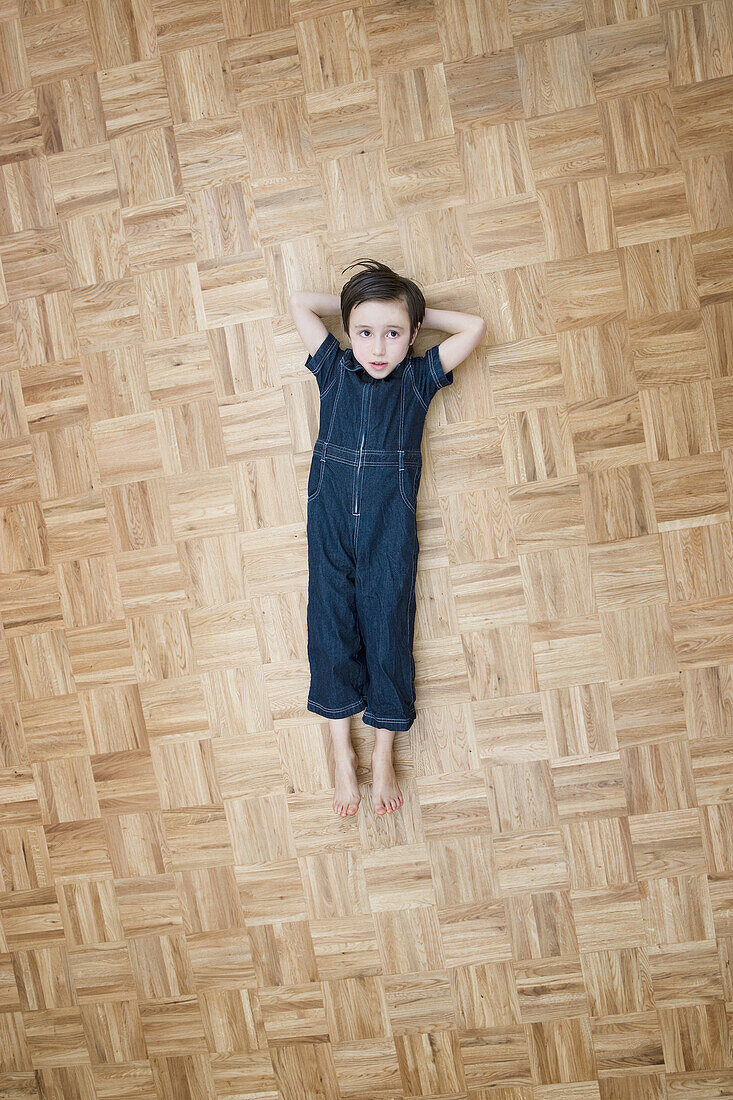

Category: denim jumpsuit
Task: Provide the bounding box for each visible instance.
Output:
[304,331,454,732]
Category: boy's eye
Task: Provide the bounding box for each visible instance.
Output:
[359,330,399,337]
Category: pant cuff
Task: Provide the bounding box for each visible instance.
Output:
[307,696,367,719]
[362,708,415,732]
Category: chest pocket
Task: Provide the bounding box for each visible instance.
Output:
[399,462,422,514]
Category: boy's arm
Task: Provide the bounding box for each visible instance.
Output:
[289,291,341,358]
[422,307,486,374]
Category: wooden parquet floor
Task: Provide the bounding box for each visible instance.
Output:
[1,1,733,1098]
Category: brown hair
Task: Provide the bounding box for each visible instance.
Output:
[340,258,425,351]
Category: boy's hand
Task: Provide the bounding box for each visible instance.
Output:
[289,292,341,358]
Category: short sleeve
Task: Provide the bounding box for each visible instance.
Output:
[410,343,454,407]
[304,330,342,393]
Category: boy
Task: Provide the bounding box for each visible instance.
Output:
[290,258,485,817]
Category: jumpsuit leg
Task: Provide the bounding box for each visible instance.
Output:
[355,461,420,733]
[306,463,368,719]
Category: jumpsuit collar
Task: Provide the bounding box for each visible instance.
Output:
[341,346,407,381]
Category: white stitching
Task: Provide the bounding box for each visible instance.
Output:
[408,362,429,412]
[428,344,450,390]
[320,371,338,400]
[308,696,366,715]
[363,711,415,726]
[308,331,335,374]
[398,466,416,513]
[307,459,324,501]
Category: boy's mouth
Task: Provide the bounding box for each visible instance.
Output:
[371,361,387,369]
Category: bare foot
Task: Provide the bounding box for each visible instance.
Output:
[333,749,361,816]
[371,748,403,815]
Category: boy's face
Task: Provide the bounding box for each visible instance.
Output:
[348,300,420,379]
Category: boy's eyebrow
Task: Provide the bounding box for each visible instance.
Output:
[355,322,405,329]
